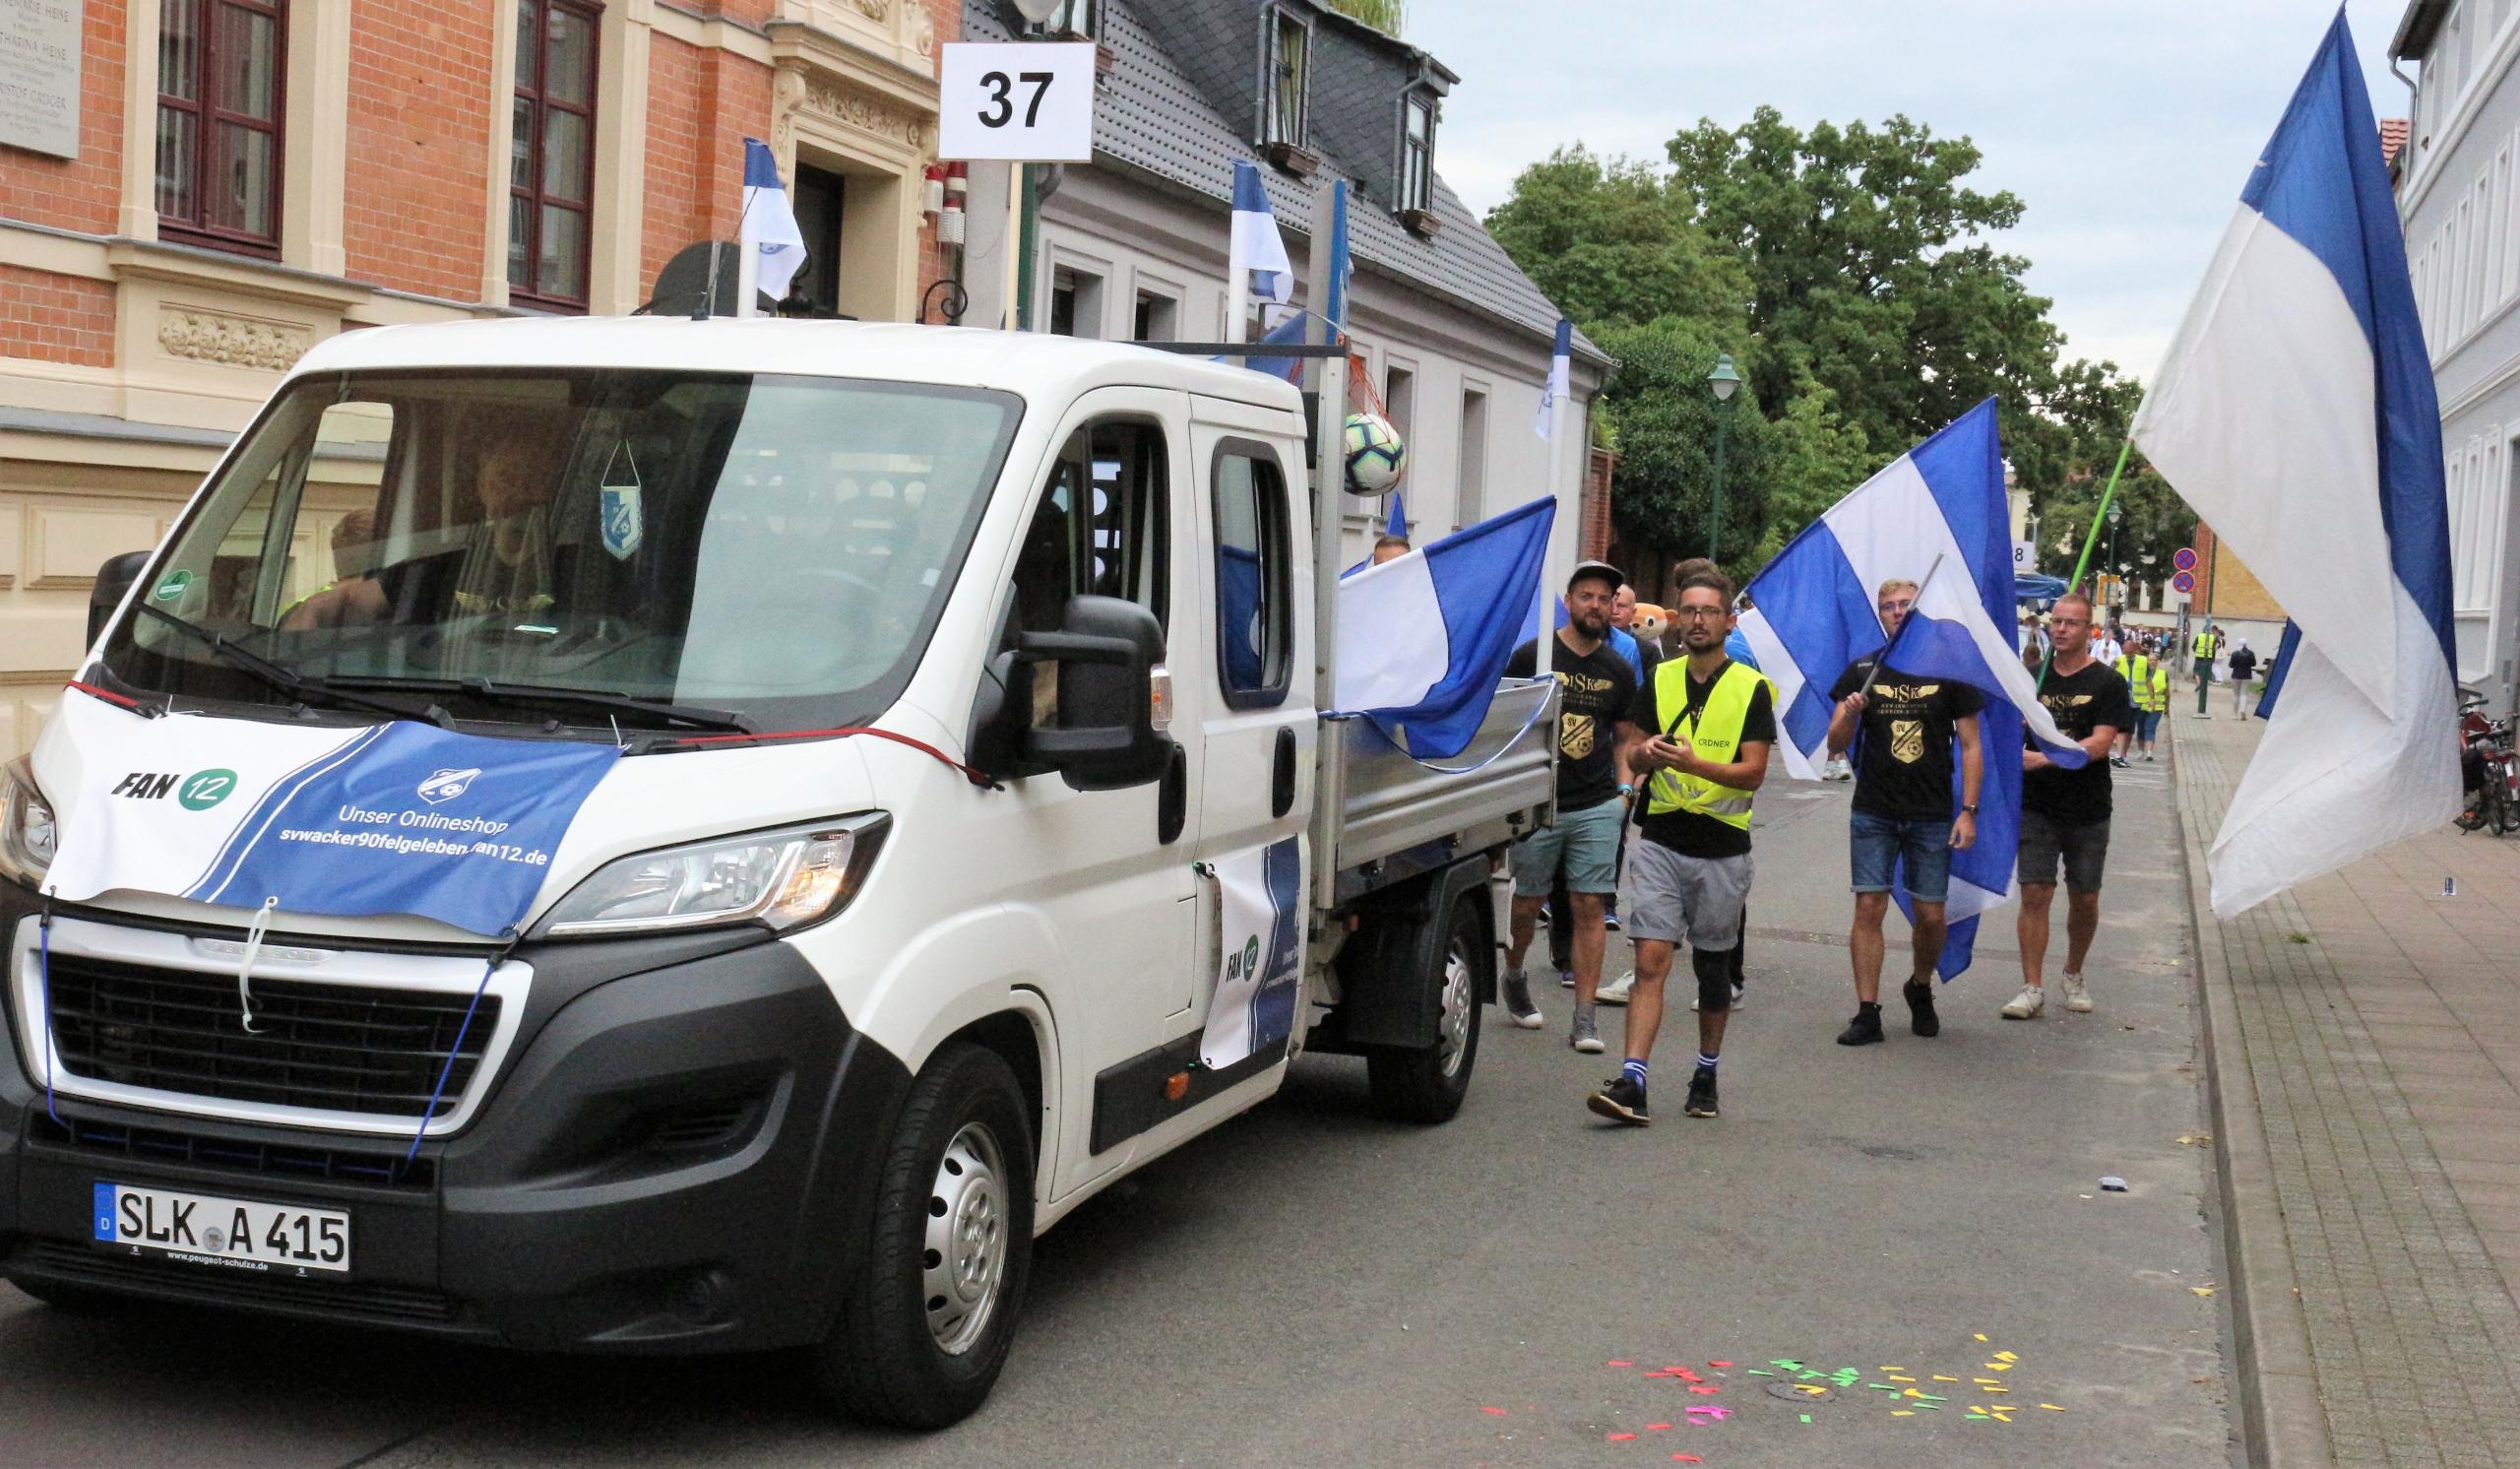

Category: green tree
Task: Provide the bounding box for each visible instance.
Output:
[1743,371,1874,568]
[1591,317,1771,578]
[1322,0,1406,33]
[1483,147,1751,340]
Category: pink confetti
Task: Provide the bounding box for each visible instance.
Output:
[1646,1423,1672,1432]
[1684,1405,1730,1422]
[1672,1456,1703,1464]
[1607,1360,1634,1369]
[1687,1385,1721,1395]
[1607,1433,1637,1442]
[1709,1360,1732,1368]
[1480,1406,1507,1416]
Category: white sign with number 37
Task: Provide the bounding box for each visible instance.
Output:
[939,42,1097,162]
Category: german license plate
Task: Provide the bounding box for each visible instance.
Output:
[93,1182,350,1275]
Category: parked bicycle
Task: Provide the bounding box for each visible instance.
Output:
[2456,687,2520,836]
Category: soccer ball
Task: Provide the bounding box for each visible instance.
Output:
[1343,410,1408,494]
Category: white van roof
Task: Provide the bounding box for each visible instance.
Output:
[289,317,1306,412]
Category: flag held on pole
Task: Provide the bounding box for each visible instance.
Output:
[1230,160,1295,313]
[2129,10,2460,918]
[740,138,808,303]
[1536,318,1573,439]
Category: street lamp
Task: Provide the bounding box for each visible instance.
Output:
[2106,502,2123,586]
[1706,352,1740,561]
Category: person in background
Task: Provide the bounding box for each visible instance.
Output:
[2091,619,2124,669]
[2004,593,2135,1020]
[1369,534,1412,566]
[2191,621,2225,717]
[1500,561,1641,1055]
[1825,578,1984,1048]
[2112,640,2166,765]
[1585,584,1657,948]
[2228,638,2259,717]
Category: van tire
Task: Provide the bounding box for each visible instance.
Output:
[810,1042,1036,1429]
[1365,892,1485,1123]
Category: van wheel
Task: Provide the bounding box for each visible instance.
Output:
[811,1042,1036,1429]
[1365,893,1485,1123]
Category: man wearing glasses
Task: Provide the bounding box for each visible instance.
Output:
[1824,579,1984,1047]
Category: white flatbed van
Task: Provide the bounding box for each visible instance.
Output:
[0,317,1555,1426]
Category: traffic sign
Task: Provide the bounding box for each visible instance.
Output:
[2172,546,2198,573]
[939,43,1098,161]
[2172,569,2196,594]
[2012,540,2035,573]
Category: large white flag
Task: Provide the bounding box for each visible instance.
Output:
[2130,13,2461,918]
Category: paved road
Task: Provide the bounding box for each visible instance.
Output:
[1,759,2231,1467]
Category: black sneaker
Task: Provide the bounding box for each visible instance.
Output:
[1836,1006,1884,1047]
[1587,1074,1650,1125]
[1684,1067,1720,1118]
[1904,977,1941,1038]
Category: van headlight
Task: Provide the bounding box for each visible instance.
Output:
[0,756,58,889]
[535,815,888,938]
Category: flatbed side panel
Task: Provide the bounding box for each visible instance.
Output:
[1331,678,1557,881]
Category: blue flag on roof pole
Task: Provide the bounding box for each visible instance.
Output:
[1326,178,1354,333]
[2130,10,2459,918]
[1228,160,1294,319]
[1535,318,1572,439]
[1735,400,2086,979]
[739,138,807,304]
[1333,498,1557,759]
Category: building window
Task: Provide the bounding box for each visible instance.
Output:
[1384,362,1416,437]
[1030,0,1097,37]
[1133,289,1178,342]
[1049,264,1106,338]
[1458,386,1489,528]
[510,0,601,310]
[1213,442,1292,706]
[1401,93,1435,213]
[1263,11,1307,149]
[788,162,848,317]
[157,0,287,255]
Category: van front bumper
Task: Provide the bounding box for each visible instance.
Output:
[0,891,911,1353]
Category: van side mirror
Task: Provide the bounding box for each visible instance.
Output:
[1018,595,1170,792]
[90,550,154,646]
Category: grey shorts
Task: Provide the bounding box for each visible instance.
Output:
[2017,807,2110,894]
[1624,842,1751,950]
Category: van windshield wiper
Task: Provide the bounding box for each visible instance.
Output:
[132,604,450,726]
[325,674,754,734]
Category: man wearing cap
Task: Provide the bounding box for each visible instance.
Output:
[1501,560,1642,1055]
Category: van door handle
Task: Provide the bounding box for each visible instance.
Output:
[1158,743,1188,845]
[1272,727,1296,818]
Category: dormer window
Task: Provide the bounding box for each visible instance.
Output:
[1031,0,1095,39]
[1264,10,1308,151]
[1401,91,1435,213]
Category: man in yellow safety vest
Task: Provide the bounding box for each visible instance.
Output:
[2190,623,2224,717]
[1587,569,1774,1125]
[2112,646,2168,763]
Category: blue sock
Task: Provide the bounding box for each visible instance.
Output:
[1696,1052,1719,1073]
[1621,1057,1648,1087]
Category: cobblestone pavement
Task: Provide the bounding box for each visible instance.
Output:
[2174,702,2520,1467]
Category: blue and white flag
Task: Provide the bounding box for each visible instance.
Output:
[1736,399,2084,978]
[1326,178,1354,331]
[1535,317,1573,438]
[43,694,618,936]
[1200,835,1302,1069]
[1384,490,1407,539]
[1334,497,1556,759]
[740,138,808,303]
[1228,160,1295,320]
[2130,12,2459,918]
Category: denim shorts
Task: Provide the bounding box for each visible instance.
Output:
[2136,709,2162,741]
[1849,809,1953,904]
[1512,796,1626,896]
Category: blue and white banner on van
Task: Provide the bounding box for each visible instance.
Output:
[1199,836,1301,1069]
[44,693,618,936]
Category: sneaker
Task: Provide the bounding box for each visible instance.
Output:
[2110,754,2130,769]
[2061,973,2094,1013]
[1684,1067,1720,1118]
[1596,973,1634,1005]
[1903,977,1940,1038]
[1999,985,2047,1020]
[1603,910,1622,933]
[1569,1005,1605,1054]
[1688,981,1748,1013]
[1588,1074,1650,1125]
[1823,756,1854,782]
[1502,970,1544,1029]
[1836,1007,1884,1047]
[2143,751,2156,761]
[1558,969,1576,990]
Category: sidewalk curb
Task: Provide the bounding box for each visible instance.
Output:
[2167,738,2335,1469]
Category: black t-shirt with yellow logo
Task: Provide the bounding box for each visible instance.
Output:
[1507,633,1638,810]
[2024,659,2138,825]
[1829,657,1985,822]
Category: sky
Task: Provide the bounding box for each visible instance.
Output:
[1409,0,2410,383]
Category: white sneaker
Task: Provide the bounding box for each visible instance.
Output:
[1596,973,1634,1005]
[1688,982,1746,1013]
[1999,986,2047,1020]
[2061,973,2093,1013]
[1823,756,1853,782]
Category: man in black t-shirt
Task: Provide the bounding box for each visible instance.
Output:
[1500,561,1639,1055]
[2003,592,2137,1022]
[1823,577,1984,1047]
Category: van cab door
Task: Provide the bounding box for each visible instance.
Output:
[1184,405,1315,1052]
[980,387,1203,1200]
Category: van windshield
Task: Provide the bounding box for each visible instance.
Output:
[97,369,1021,737]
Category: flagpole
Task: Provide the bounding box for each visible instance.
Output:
[1859,552,1947,702]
